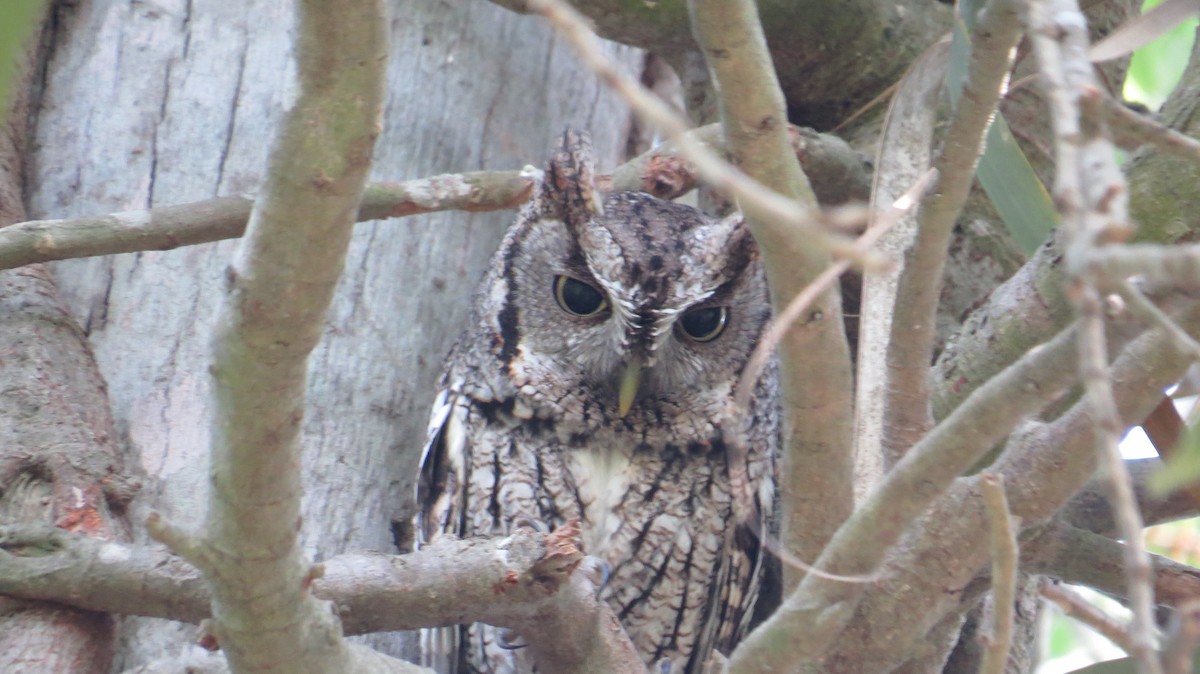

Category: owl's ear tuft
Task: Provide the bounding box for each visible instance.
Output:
[709,213,760,278]
[542,128,604,223]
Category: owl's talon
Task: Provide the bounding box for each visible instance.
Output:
[497,629,527,650]
[654,658,676,674]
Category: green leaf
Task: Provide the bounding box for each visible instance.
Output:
[949,0,1059,255]
[1149,420,1200,495]
[1124,0,1199,109]
[1063,657,1139,674]
[0,1,46,115]
[1065,648,1200,674]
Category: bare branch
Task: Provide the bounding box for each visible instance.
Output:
[688,0,859,575]
[933,42,1200,425]
[881,0,1023,465]
[0,523,643,672]
[1091,91,1200,163]
[525,0,885,270]
[0,125,870,274]
[821,306,1200,672]
[854,38,948,497]
[979,473,1018,674]
[1023,522,1200,609]
[728,316,1087,671]
[735,169,936,414]
[0,172,537,271]
[146,1,394,672]
[1090,243,1200,290]
[1026,0,1160,668]
[1040,578,1137,654]
[1163,600,1200,674]
[1058,457,1200,536]
[1112,279,1200,361]
[0,4,132,673]
[609,123,870,207]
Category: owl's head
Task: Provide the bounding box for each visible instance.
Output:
[487,130,769,428]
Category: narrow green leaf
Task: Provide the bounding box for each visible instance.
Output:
[1149,420,1200,494]
[1064,648,1200,674]
[950,0,1059,255]
[1090,0,1200,63]
[1062,657,1139,674]
[0,1,46,114]
[1125,0,1199,109]
[975,119,1059,254]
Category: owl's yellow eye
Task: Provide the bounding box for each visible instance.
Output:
[679,306,728,342]
[554,275,608,317]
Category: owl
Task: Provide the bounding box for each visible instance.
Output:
[416,130,778,674]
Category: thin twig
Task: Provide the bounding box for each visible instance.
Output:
[526,0,884,270]
[1087,89,1200,164]
[1163,600,1200,674]
[1025,0,1162,670]
[1112,279,1200,362]
[0,124,874,272]
[979,472,1018,674]
[0,171,538,271]
[1040,578,1137,654]
[1083,244,1163,674]
[734,168,938,412]
[1089,243,1200,290]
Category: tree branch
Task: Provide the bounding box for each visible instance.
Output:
[883,0,1023,466]
[728,307,1091,671]
[1025,0,1159,668]
[526,0,884,270]
[853,38,948,497]
[979,473,1018,674]
[609,123,870,207]
[0,172,537,271]
[933,0,1200,423]
[149,1,394,673]
[0,4,134,673]
[1023,521,1200,608]
[0,523,643,672]
[688,0,855,584]
[1040,579,1136,654]
[0,124,867,273]
[820,304,1199,672]
[482,0,951,131]
[1091,90,1200,164]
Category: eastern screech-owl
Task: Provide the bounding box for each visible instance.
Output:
[416,130,778,673]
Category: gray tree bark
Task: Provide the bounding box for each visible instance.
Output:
[22,0,640,668]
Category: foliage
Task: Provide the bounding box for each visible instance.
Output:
[1125,0,1198,109]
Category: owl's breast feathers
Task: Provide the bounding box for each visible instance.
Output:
[416,363,774,672]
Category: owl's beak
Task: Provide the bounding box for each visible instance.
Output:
[617,356,643,417]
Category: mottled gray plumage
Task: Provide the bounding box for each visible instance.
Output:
[416,130,777,673]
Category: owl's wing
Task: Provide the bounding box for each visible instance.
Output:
[416,378,470,544]
[415,376,471,672]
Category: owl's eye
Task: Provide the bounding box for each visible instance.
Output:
[554,275,608,317]
[679,306,728,342]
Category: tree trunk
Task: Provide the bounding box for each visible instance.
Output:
[21,0,641,668]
